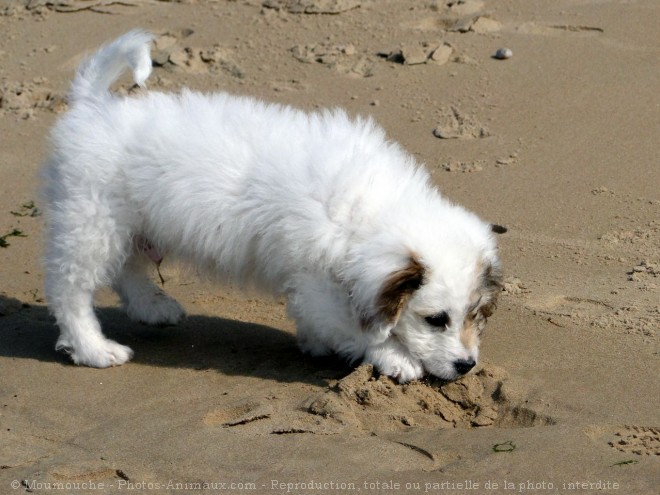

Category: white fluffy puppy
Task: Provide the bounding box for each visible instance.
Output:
[42,30,503,382]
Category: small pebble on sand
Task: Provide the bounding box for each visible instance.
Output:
[494,47,513,60]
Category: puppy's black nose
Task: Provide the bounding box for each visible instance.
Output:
[454,359,476,375]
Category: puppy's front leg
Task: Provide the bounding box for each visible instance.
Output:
[363,338,424,383]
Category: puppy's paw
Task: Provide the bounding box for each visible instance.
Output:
[57,338,134,368]
[364,344,424,383]
[126,289,185,326]
[379,358,425,383]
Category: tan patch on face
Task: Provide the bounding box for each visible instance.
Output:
[460,319,481,350]
[375,255,425,326]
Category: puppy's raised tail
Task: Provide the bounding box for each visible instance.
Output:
[69,29,153,104]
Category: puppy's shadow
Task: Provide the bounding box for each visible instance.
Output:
[0,295,350,386]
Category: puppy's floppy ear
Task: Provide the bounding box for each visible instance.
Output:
[478,262,503,318]
[362,256,425,330]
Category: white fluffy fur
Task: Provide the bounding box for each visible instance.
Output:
[42,30,502,382]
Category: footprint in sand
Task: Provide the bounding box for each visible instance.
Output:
[432,105,490,140]
[525,294,613,322]
[0,79,67,119]
[609,426,660,456]
[525,294,658,336]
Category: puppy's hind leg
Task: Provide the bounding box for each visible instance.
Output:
[113,250,185,326]
[44,211,133,368]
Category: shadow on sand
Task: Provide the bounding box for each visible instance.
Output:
[0,294,351,386]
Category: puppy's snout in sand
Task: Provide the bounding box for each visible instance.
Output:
[454,358,477,376]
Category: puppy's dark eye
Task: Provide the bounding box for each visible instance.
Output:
[424,312,450,330]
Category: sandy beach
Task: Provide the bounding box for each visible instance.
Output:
[0,1,658,494]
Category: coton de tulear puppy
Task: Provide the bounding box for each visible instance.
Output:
[41,30,503,382]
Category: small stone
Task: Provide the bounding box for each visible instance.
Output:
[430,44,453,65]
[152,50,171,67]
[154,34,178,52]
[494,47,513,60]
[433,126,461,139]
[401,44,428,65]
